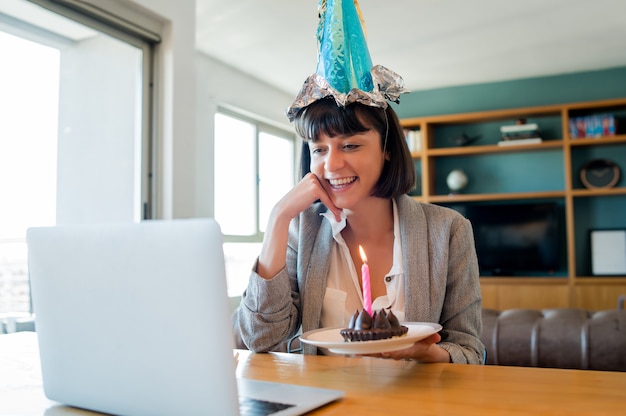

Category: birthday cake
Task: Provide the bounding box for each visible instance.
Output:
[340,309,408,342]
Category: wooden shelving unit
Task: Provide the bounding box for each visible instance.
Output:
[401,98,626,310]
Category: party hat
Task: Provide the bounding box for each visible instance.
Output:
[286,0,408,121]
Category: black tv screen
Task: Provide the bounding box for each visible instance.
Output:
[463,202,561,276]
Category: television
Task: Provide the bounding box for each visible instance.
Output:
[462,202,561,276]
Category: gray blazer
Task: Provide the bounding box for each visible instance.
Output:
[238,194,485,364]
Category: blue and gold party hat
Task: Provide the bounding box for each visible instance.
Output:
[286,0,408,121]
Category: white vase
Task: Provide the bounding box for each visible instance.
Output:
[446,169,468,193]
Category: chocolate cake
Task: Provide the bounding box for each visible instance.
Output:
[340,309,408,342]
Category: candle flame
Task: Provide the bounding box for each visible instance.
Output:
[358,245,368,264]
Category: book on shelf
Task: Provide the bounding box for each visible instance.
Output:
[497,137,543,146]
[500,123,542,141]
[569,114,616,139]
[404,129,422,151]
[501,131,542,140]
[500,123,539,133]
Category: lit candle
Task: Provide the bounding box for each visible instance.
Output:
[358,245,372,316]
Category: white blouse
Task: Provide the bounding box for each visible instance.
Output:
[319,200,406,329]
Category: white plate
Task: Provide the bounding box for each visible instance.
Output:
[299,322,442,355]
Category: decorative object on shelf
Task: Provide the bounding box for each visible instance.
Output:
[580,159,620,189]
[446,169,468,194]
[451,133,481,147]
[498,122,542,146]
[590,229,626,276]
[569,114,616,139]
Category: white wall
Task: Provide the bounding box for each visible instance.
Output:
[126,0,197,220]
[125,0,295,219]
[194,53,294,217]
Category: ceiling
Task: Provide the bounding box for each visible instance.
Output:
[195,0,626,96]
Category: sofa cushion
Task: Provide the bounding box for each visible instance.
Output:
[481,308,626,371]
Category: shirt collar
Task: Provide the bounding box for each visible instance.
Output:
[320,200,402,271]
[320,209,347,240]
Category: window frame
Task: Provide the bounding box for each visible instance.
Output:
[0,0,160,319]
[215,108,297,244]
[25,0,159,219]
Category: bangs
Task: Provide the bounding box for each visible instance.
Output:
[293,98,375,142]
[295,98,416,197]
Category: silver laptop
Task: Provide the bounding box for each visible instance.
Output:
[27,219,343,416]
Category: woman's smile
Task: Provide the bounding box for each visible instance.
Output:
[327,176,357,190]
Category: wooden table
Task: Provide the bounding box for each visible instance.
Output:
[2,332,625,415]
[235,349,626,415]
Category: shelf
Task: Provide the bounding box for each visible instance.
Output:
[575,277,626,284]
[480,277,568,284]
[428,140,563,156]
[400,103,563,126]
[571,187,626,197]
[568,135,626,146]
[564,97,626,111]
[425,191,565,204]
[403,97,626,310]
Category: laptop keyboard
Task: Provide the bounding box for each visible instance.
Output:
[239,396,295,416]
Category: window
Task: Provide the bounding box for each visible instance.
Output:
[0,0,157,328]
[214,111,296,296]
[0,31,59,319]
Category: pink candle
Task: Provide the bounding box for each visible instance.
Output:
[358,245,372,316]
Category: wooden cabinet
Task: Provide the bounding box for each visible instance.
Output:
[401,98,626,310]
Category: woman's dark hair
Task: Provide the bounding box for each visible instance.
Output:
[294,98,416,198]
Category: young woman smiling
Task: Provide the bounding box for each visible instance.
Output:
[238,98,485,364]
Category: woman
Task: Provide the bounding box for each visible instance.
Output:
[237,97,484,364]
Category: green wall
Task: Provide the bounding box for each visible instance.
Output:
[393,67,626,118]
[393,66,626,277]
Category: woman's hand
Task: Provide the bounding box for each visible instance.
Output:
[371,333,451,363]
[257,173,342,279]
[274,172,342,222]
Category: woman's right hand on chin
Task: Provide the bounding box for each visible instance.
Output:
[274,173,343,222]
[257,173,342,279]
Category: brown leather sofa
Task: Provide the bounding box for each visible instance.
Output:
[234,306,626,371]
[480,308,626,371]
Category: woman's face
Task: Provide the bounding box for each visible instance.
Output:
[308,128,384,210]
